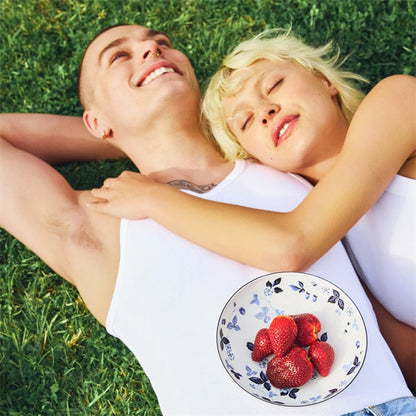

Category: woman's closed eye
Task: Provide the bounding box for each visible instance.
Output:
[268,78,283,94]
[241,114,253,131]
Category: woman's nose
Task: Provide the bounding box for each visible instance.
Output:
[261,105,280,125]
[142,41,162,60]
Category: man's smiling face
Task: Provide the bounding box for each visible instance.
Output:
[81,25,201,139]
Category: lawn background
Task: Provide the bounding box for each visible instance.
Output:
[0,0,414,415]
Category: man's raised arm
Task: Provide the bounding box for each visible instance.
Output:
[0,134,84,283]
[0,113,125,164]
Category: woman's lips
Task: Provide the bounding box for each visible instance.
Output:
[272,115,299,146]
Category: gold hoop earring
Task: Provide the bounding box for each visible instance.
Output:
[102,131,107,140]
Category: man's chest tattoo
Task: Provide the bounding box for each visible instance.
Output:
[167,179,217,194]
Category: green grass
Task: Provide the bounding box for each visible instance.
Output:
[0,0,414,414]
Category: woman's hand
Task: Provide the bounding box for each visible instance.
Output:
[89,171,161,219]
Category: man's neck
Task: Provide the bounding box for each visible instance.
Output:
[148,155,235,193]
[124,129,235,190]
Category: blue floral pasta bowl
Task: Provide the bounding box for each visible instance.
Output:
[216,272,367,406]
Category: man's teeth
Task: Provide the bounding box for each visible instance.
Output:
[142,67,175,86]
[279,122,289,138]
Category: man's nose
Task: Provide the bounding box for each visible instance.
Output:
[142,41,162,60]
[261,104,280,125]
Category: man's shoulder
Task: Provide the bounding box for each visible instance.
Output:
[239,160,312,190]
[210,160,311,212]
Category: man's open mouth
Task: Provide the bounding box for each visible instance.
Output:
[140,66,176,86]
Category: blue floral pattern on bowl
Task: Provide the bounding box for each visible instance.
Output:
[216,272,367,406]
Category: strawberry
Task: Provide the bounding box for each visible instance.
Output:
[291,313,321,347]
[266,346,314,388]
[251,328,273,361]
[268,315,298,357]
[308,340,335,377]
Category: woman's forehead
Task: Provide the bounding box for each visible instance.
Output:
[227,59,302,93]
[224,61,276,98]
[232,59,291,79]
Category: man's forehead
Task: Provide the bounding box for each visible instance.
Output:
[86,25,169,60]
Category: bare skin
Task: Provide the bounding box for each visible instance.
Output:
[1,26,414,393]
[0,113,126,164]
[0,25,233,325]
[89,74,416,273]
[0,135,120,324]
[363,284,416,395]
[87,67,416,392]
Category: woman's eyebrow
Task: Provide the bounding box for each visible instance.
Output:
[227,103,246,121]
[227,71,268,119]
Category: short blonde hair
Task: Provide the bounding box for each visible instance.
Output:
[202,29,367,161]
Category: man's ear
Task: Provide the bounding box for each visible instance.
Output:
[83,110,112,139]
[83,110,100,138]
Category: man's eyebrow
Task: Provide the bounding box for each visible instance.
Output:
[97,30,172,65]
[146,29,171,41]
[98,37,128,64]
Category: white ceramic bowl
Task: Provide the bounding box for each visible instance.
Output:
[216,272,367,406]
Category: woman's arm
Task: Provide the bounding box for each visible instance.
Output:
[0,113,126,164]
[89,75,415,271]
[362,282,415,394]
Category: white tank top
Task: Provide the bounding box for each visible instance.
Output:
[345,174,416,327]
[107,161,410,415]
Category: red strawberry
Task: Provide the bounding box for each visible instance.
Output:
[308,340,335,377]
[268,315,298,357]
[291,313,321,347]
[251,328,273,361]
[266,346,314,388]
